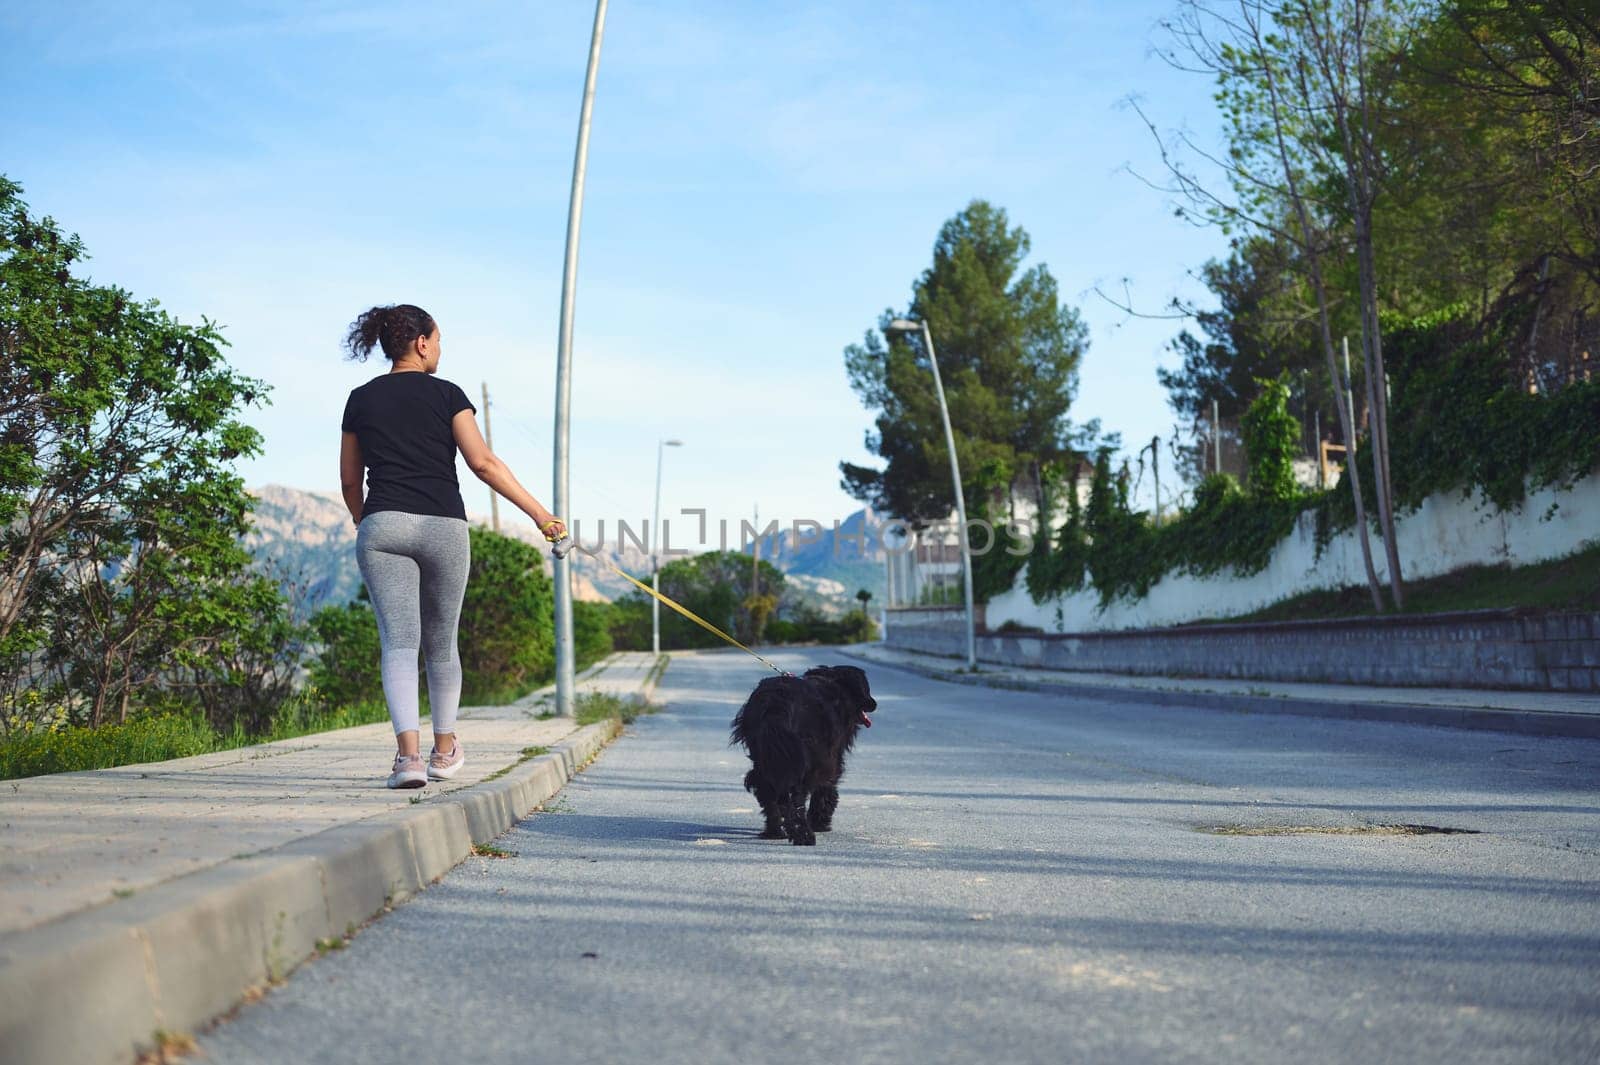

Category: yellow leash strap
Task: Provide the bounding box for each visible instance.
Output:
[552,531,789,677]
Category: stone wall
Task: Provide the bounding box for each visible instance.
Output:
[985,470,1600,634]
[883,606,1600,691]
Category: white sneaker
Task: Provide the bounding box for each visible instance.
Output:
[428,740,465,781]
[387,753,428,789]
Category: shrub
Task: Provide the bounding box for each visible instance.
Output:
[572,600,615,669]
[1241,374,1301,502]
[460,526,555,703]
[307,598,382,709]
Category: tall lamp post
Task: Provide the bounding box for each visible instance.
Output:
[552,0,608,718]
[651,438,683,655]
[885,317,977,671]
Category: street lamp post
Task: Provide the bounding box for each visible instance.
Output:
[651,438,683,655]
[885,317,977,671]
[552,0,608,719]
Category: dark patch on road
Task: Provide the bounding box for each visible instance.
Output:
[1196,822,1482,836]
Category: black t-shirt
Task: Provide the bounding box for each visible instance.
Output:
[341,372,476,521]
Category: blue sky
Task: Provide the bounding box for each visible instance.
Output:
[3,0,1227,541]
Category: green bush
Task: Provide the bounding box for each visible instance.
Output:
[765,606,878,645]
[307,598,382,709]
[572,600,615,670]
[606,595,652,651]
[1162,473,1306,579]
[460,526,555,703]
[1241,375,1301,502]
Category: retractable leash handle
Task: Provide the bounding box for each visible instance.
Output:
[542,519,576,560]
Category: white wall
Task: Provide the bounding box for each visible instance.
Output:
[986,470,1600,634]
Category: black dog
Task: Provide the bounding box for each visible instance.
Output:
[730,665,877,846]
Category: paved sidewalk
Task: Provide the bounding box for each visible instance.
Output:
[0,651,658,936]
[844,643,1600,738]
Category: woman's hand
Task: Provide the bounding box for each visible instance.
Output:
[538,516,567,542]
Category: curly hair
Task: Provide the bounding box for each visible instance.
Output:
[344,304,437,362]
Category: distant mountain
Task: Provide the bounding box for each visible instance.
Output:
[245,486,888,617]
[751,507,888,616]
[246,485,661,610]
[246,485,361,608]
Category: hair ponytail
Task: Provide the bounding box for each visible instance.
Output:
[344,304,437,362]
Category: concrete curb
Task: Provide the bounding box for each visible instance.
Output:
[0,718,622,1065]
[840,649,1600,740]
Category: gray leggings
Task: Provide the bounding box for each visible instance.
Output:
[355,511,471,737]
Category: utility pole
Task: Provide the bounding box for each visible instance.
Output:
[884,318,976,670]
[1150,435,1161,526]
[1342,337,1359,442]
[1211,397,1221,475]
[751,503,760,598]
[481,382,500,533]
[650,438,681,656]
[551,0,608,718]
[1314,408,1323,488]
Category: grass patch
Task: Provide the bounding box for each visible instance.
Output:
[0,714,220,780]
[482,745,552,783]
[574,690,652,727]
[1189,542,1600,625]
[254,698,389,744]
[470,842,516,858]
[137,1029,197,1065]
[0,695,393,782]
[644,653,671,691]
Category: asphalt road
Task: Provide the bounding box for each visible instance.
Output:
[200,648,1600,1064]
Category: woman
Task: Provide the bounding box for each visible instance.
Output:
[339,304,565,789]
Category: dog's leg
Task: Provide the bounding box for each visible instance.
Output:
[780,787,816,846]
[749,777,785,839]
[808,785,839,832]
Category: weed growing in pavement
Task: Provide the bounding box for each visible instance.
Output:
[644,653,671,691]
[574,691,653,727]
[483,745,551,783]
[471,842,516,859]
[137,1029,197,1065]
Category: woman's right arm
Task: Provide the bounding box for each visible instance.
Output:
[451,410,564,537]
[340,432,364,526]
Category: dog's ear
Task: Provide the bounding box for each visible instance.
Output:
[830,665,874,707]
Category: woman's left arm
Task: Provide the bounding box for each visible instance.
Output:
[340,432,364,526]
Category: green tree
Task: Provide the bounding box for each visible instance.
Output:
[0,176,277,729]
[840,200,1089,527]
[1159,236,1338,479]
[643,551,786,650]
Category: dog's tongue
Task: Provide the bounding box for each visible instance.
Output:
[859,711,873,728]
